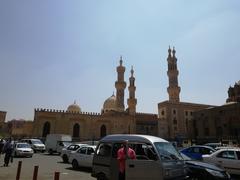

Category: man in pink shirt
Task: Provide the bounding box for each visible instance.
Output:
[117,140,136,180]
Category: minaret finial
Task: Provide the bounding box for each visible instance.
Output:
[120,55,123,66]
[172,46,176,57]
[131,66,134,77]
[168,46,171,57]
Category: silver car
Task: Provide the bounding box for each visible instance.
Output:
[14,143,34,157]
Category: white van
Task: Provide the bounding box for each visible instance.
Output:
[45,134,72,154]
[92,134,187,180]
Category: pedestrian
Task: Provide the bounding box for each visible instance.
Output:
[117,140,136,180]
[0,139,5,154]
[0,139,5,159]
[2,137,14,167]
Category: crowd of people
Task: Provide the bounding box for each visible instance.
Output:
[0,137,14,167]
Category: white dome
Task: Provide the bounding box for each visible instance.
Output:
[103,94,117,112]
[67,101,81,113]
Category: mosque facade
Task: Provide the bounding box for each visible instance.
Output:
[32,47,216,141]
[32,57,159,140]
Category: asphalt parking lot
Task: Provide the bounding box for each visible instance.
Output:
[0,153,95,180]
[1,152,240,180]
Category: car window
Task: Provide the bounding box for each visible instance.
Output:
[67,145,76,151]
[200,147,211,154]
[78,147,87,154]
[192,147,200,153]
[87,147,94,155]
[96,143,112,157]
[73,145,80,151]
[17,143,30,148]
[217,151,236,159]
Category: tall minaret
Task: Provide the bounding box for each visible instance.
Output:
[115,56,126,111]
[167,46,181,103]
[127,66,137,115]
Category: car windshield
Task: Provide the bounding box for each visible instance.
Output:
[154,142,183,161]
[17,143,31,148]
[32,140,43,144]
[62,141,72,147]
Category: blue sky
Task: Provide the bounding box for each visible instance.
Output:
[0,0,239,121]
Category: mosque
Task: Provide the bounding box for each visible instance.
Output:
[32,57,159,140]
[32,47,212,141]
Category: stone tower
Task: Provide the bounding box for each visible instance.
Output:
[115,56,126,111]
[167,46,181,103]
[127,66,137,114]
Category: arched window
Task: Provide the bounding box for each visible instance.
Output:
[73,123,80,138]
[100,125,107,138]
[42,121,50,137]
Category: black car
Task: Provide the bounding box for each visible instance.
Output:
[181,153,231,180]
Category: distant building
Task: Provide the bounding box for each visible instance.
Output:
[32,58,159,140]
[158,47,213,140]
[0,111,7,134]
[226,81,240,103]
[6,119,33,138]
[193,82,240,143]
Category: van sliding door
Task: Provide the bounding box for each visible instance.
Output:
[125,159,163,180]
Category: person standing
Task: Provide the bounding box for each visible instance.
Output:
[117,140,136,180]
[3,138,13,167]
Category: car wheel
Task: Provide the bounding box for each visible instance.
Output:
[62,154,68,163]
[97,173,107,180]
[72,159,79,169]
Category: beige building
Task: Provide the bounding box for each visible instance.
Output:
[158,47,212,140]
[32,58,158,140]
[7,119,33,138]
[193,81,240,143]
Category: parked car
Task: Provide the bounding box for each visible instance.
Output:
[21,139,45,153]
[204,143,227,150]
[13,142,34,157]
[203,148,240,175]
[69,145,96,169]
[180,145,216,160]
[45,134,72,154]
[181,153,231,180]
[61,143,86,163]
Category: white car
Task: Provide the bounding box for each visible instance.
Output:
[203,148,240,175]
[60,143,86,163]
[13,143,34,157]
[69,145,96,169]
[21,139,45,153]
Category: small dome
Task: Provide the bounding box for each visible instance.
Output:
[103,94,117,112]
[67,101,81,113]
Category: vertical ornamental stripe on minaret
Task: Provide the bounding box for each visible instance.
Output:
[167,46,181,103]
[127,66,137,114]
[115,56,126,111]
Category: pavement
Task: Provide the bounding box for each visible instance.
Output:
[0,153,95,180]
